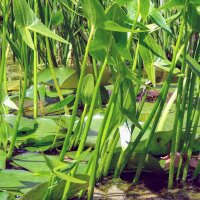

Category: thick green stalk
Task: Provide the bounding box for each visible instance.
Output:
[7,42,28,159]
[0,0,8,87]
[33,0,38,118]
[59,25,95,161]
[0,0,9,112]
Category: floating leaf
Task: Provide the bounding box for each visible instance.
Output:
[4,115,36,131]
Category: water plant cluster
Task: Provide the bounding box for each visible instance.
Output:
[0,0,199,199]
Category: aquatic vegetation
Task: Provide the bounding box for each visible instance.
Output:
[0,0,199,199]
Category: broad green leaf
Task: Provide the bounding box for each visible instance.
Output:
[48,95,74,112]
[16,118,61,142]
[20,182,48,200]
[81,0,106,27]
[140,0,150,21]
[139,33,168,85]
[51,10,64,26]
[18,27,34,50]
[37,66,77,87]
[4,115,36,131]
[179,54,200,76]
[113,0,132,5]
[21,175,89,200]
[160,0,185,10]
[0,170,49,193]
[13,153,71,174]
[149,6,172,34]
[139,35,156,85]
[13,0,68,49]
[81,74,94,105]
[106,3,131,60]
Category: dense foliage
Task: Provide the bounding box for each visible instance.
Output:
[0,0,199,199]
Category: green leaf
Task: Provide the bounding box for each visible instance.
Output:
[37,66,77,88]
[139,33,168,85]
[48,95,75,112]
[13,0,68,49]
[140,0,150,21]
[4,115,36,131]
[149,6,172,34]
[160,0,185,10]
[187,2,200,32]
[0,170,49,194]
[179,54,200,76]
[81,74,94,105]
[81,0,106,27]
[51,10,64,26]
[113,0,132,5]
[13,153,71,174]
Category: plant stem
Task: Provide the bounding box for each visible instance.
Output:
[62,45,110,200]
[133,5,186,184]
[33,0,38,118]
[7,42,28,159]
[59,25,95,161]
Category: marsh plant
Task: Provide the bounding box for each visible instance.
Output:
[0,0,199,199]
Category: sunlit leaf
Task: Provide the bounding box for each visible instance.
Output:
[13,0,68,49]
